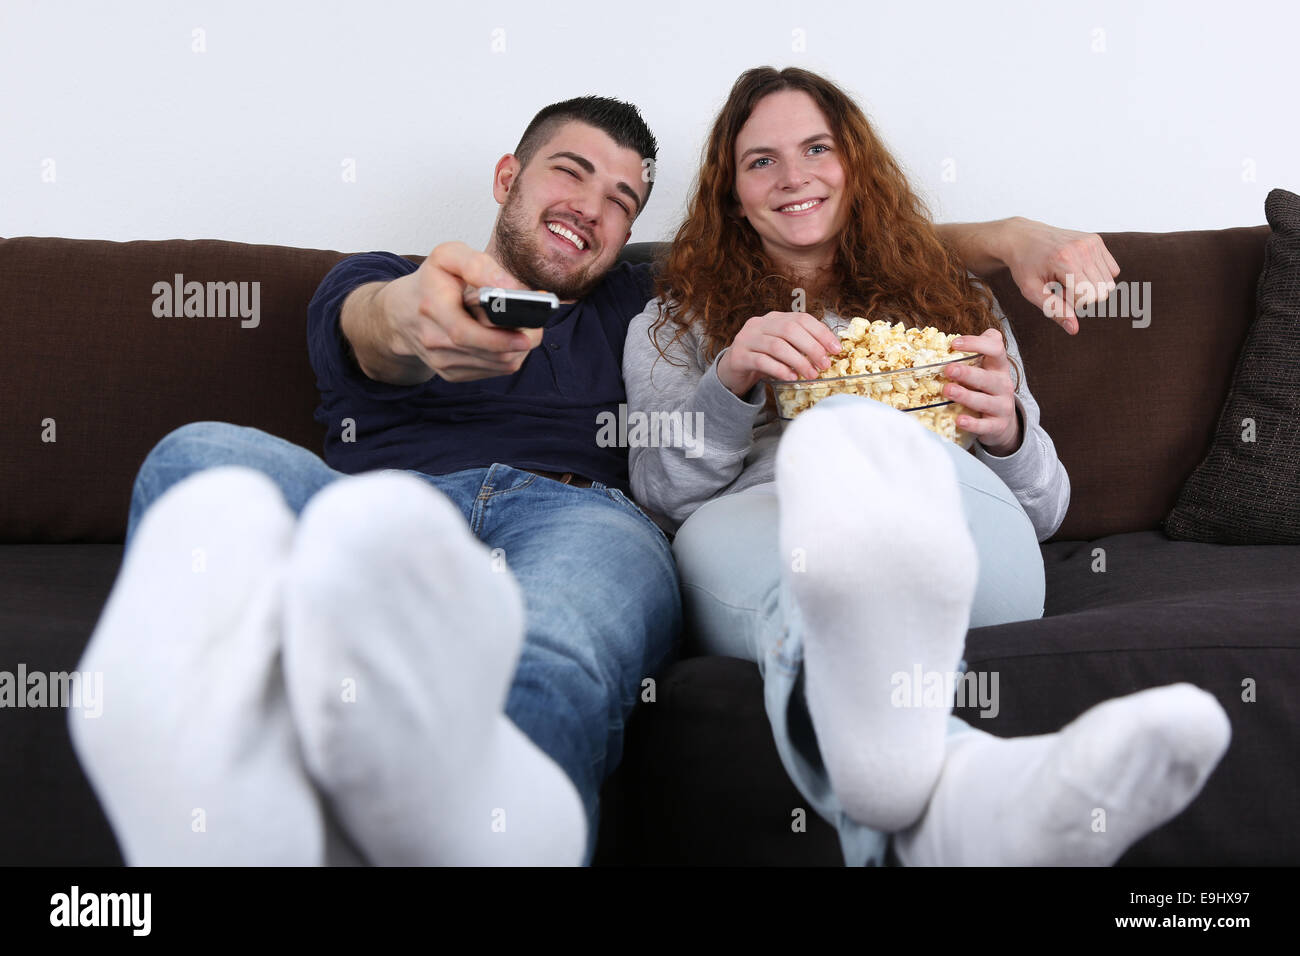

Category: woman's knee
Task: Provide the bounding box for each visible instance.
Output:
[968,545,1045,628]
[672,490,779,583]
[672,492,782,661]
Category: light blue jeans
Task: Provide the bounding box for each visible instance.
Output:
[671,395,1046,866]
[126,421,682,865]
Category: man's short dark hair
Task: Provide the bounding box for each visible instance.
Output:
[514,96,658,208]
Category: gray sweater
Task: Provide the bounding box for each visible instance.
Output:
[622,294,1071,541]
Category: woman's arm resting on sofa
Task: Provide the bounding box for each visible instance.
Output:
[935,217,1121,336]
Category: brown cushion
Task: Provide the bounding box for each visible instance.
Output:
[1163,189,1300,543]
[0,237,419,543]
[0,230,1268,544]
[983,226,1269,541]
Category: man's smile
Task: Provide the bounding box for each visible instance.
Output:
[545,220,591,252]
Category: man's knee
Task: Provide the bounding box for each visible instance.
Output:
[135,422,254,495]
[144,421,243,466]
[129,422,282,540]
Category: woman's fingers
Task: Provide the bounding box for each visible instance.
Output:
[780,322,837,374]
[944,382,1007,416]
[730,312,843,387]
[951,329,1009,371]
[792,312,845,356]
[945,329,1016,431]
[750,352,801,383]
[945,361,1012,396]
[956,410,1004,435]
[760,333,821,380]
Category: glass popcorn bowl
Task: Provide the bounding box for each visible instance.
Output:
[772,353,984,448]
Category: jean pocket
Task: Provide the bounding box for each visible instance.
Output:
[604,487,672,545]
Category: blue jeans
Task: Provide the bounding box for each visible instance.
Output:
[671,396,1046,866]
[126,421,682,864]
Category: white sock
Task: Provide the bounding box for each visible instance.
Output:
[894,683,1232,865]
[281,472,586,866]
[69,467,326,865]
[776,398,979,832]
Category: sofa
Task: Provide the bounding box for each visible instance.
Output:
[1,226,1296,866]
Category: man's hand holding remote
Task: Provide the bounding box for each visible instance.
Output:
[341,241,545,384]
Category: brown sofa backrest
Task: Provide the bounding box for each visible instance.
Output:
[0,228,1267,543]
[982,227,1267,540]
[0,237,416,542]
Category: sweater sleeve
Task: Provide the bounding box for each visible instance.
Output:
[970,299,1072,541]
[623,298,768,526]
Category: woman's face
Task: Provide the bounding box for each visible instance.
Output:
[733,89,849,273]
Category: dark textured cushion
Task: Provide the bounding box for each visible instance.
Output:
[982,229,1268,542]
[1038,529,1300,616]
[0,545,125,864]
[0,238,341,542]
[0,231,1268,544]
[0,238,432,544]
[1164,189,1300,543]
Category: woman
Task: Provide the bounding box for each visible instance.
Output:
[624,66,1230,865]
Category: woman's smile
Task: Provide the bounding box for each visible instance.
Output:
[774,197,827,215]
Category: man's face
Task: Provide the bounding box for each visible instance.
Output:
[491,121,648,301]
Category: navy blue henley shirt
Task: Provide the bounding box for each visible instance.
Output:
[306,252,654,491]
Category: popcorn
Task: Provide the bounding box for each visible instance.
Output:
[773,317,981,445]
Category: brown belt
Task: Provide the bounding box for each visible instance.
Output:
[520,468,595,488]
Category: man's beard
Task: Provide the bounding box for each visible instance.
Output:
[492,187,604,301]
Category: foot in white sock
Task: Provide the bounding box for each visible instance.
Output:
[69,466,326,865]
[281,472,586,866]
[776,398,979,831]
[894,683,1232,865]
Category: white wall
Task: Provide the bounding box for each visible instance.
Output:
[3,0,1296,254]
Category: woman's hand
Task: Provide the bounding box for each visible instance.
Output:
[944,328,1021,455]
[716,311,843,397]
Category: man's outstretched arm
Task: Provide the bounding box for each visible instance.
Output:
[936,217,1121,335]
[341,242,541,385]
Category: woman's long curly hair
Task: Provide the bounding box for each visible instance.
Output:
[652,66,1012,377]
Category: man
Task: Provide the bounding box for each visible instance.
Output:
[70,95,1139,866]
